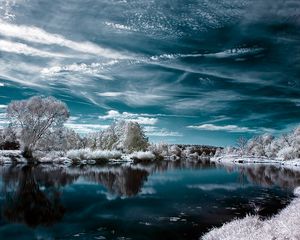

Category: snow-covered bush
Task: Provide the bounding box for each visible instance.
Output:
[169,145,182,156]
[202,187,300,240]
[148,142,169,158]
[66,148,122,161]
[129,151,156,161]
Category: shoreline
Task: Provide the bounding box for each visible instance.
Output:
[211,155,300,171]
[202,186,300,240]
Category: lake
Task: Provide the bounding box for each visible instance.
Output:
[0,161,299,240]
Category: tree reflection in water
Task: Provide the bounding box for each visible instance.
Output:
[218,163,300,189]
[2,165,65,227]
[0,160,299,228]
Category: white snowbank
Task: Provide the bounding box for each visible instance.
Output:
[66,148,122,161]
[202,186,300,240]
[0,150,26,164]
[211,155,300,171]
[129,151,156,161]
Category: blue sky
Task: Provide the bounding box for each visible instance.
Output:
[0,0,299,146]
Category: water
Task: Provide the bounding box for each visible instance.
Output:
[0,161,299,240]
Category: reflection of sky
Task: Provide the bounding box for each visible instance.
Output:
[0,0,299,145]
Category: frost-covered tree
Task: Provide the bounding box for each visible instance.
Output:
[236,136,248,156]
[217,125,300,160]
[7,96,69,158]
[113,121,149,152]
[86,121,149,153]
[36,128,82,151]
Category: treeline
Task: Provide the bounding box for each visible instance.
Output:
[216,127,300,160]
[0,96,149,158]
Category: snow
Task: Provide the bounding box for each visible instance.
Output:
[129,151,156,161]
[202,186,300,240]
[211,155,300,171]
[0,150,26,163]
[66,148,122,161]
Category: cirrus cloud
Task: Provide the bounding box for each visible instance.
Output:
[187,124,255,133]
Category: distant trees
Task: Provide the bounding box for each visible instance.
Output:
[7,96,69,158]
[86,121,149,153]
[220,126,300,160]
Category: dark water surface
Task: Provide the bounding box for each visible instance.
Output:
[0,161,299,240]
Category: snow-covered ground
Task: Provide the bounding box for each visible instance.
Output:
[202,187,300,240]
[0,149,158,165]
[0,150,26,164]
[211,155,300,171]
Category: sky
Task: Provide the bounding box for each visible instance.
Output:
[0,0,299,146]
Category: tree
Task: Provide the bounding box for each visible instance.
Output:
[113,121,149,153]
[86,120,149,153]
[7,96,69,158]
[236,136,248,156]
[35,127,82,151]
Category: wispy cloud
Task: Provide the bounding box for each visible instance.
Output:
[97,91,169,106]
[144,126,182,137]
[99,110,158,125]
[188,124,255,133]
[64,123,109,134]
[41,60,119,78]
[0,20,128,59]
[0,40,69,58]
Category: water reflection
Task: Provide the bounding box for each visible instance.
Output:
[0,161,299,228]
[2,165,65,227]
[219,164,300,189]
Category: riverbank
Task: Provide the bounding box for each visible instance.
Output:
[202,186,300,240]
[211,155,300,171]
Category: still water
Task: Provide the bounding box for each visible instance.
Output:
[0,161,299,240]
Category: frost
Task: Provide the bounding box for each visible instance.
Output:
[129,151,155,161]
[66,149,122,161]
[202,187,300,240]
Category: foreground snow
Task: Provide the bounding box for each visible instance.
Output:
[211,155,300,171]
[0,149,159,164]
[0,150,26,164]
[66,149,122,161]
[202,187,300,240]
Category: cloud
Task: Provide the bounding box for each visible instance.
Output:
[99,110,158,125]
[97,91,168,106]
[0,39,69,58]
[105,22,135,31]
[0,20,128,59]
[64,123,109,134]
[144,126,182,137]
[41,60,119,78]
[97,92,123,97]
[188,124,255,133]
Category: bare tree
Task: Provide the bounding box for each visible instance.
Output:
[7,96,69,158]
[236,136,248,156]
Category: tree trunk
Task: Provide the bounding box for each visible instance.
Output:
[22,146,33,160]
